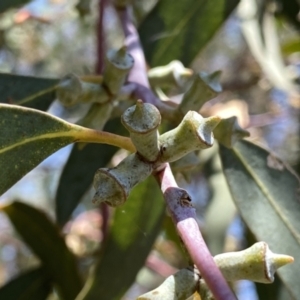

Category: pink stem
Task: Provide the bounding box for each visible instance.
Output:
[116,6,181,122]
[117,6,149,87]
[96,0,106,74]
[156,164,237,300]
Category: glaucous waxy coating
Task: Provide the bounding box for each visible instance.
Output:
[56,74,82,107]
[122,101,161,161]
[214,242,294,283]
[103,47,134,94]
[137,242,293,299]
[148,60,193,88]
[57,74,109,107]
[159,111,220,163]
[179,71,222,115]
[93,153,153,206]
[137,268,199,300]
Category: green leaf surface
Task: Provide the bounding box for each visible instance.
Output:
[0,104,132,196]
[1,202,82,300]
[77,176,165,300]
[0,267,51,300]
[139,0,239,66]
[219,140,300,299]
[0,104,78,196]
[56,118,127,227]
[0,0,31,13]
[0,74,58,111]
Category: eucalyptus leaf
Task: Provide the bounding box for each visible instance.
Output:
[1,202,82,300]
[76,176,165,300]
[139,0,239,66]
[0,74,58,111]
[219,140,300,299]
[0,104,134,196]
[0,267,51,300]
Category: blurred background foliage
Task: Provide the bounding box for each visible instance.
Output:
[0,0,299,299]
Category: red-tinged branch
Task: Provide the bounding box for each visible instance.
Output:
[96,0,106,74]
[117,6,149,87]
[155,164,237,300]
[116,6,182,122]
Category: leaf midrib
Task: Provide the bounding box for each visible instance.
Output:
[154,0,208,63]
[0,130,76,154]
[233,147,300,245]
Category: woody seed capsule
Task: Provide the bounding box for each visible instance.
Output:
[122,100,161,162]
[93,153,153,207]
[103,47,134,95]
[159,111,220,163]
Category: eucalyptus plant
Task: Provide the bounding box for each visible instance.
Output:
[0,0,299,300]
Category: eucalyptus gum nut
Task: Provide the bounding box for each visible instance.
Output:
[92,153,153,207]
[213,116,250,148]
[214,241,294,283]
[137,268,199,300]
[56,74,82,107]
[179,71,222,115]
[158,112,220,163]
[122,101,161,161]
[78,81,109,104]
[103,47,134,94]
[57,74,109,107]
[148,60,193,88]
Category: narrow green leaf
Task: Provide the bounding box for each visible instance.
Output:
[219,140,300,299]
[77,176,165,300]
[0,104,77,195]
[55,118,127,227]
[0,74,58,111]
[1,202,82,300]
[0,104,133,196]
[0,267,51,300]
[139,0,239,66]
[0,0,31,13]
